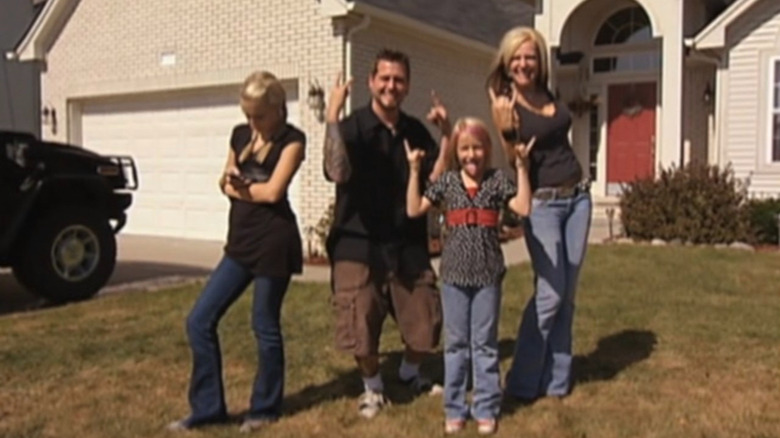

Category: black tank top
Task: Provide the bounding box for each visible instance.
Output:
[223,123,305,277]
[515,102,583,191]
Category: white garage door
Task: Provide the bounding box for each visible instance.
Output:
[80,87,301,241]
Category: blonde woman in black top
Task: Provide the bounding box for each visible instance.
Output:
[168,71,305,433]
[487,27,592,402]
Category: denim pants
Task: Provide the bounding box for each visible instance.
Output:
[184,255,290,425]
[441,283,502,420]
[506,191,591,399]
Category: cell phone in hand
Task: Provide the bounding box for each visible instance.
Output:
[228,173,250,186]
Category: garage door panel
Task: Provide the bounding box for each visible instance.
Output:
[81,87,300,241]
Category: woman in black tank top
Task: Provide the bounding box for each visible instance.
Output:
[487,26,593,403]
[168,71,305,433]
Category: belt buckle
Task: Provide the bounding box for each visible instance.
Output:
[465,209,477,225]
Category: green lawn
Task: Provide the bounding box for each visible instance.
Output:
[1,245,779,438]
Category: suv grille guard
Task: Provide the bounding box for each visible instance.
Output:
[108,155,139,190]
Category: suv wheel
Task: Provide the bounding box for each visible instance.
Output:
[13,207,117,303]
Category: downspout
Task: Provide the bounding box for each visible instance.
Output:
[344,14,370,114]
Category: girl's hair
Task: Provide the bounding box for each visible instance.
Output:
[240,70,288,120]
[485,26,551,97]
[448,117,493,170]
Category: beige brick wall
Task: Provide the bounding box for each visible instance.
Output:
[42,1,499,239]
[43,0,343,235]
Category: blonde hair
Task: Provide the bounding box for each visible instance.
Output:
[240,70,287,120]
[486,26,551,97]
[448,117,493,171]
[237,71,288,163]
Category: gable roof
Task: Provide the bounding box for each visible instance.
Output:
[357,0,535,47]
[693,0,763,49]
[6,0,76,61]
[9,0,535,61]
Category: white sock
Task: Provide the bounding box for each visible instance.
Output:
[362,373,384,393]
[398,358,420,382]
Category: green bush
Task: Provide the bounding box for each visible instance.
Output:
[745,198,780,245]
[619,163,752,244]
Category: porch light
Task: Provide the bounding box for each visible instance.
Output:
[307,80,326,123]
[41,105,57,135]
[703,82,713,104]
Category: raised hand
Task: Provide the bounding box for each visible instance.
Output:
[404,139,426,172]
[426,90,451,135]
[514,136,536,168]
[488,85,519,134]
[326,72,353,123]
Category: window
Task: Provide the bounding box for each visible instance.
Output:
[595,7,652,46]
[772,60,780,162]
[592,7,657,74]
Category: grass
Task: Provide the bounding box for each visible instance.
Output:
[1,245,779,438]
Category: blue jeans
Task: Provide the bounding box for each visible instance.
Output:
[441,283,502,420]
[506,192,591,399]
[184,255,290,425]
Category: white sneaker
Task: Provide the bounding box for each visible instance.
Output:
[357,390,388,419]
[401,374,443,396]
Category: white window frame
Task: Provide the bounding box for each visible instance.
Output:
[769,57,780,163]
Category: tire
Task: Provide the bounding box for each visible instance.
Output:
[12,206,117,303]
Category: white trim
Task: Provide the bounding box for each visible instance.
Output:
[693,0,760,50]
[767,56,780,163]
[12,0,79,61]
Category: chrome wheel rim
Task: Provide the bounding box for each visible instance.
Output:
[50,225,100,282]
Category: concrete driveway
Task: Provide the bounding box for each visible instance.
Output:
[1,217,609,316]
[0,234,330,316]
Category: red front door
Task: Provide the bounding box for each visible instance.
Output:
[607,82,656,185]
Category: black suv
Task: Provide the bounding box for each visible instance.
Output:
[1,130,138,303]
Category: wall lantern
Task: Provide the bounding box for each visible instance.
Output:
[41,105,57,135]
[307,80,326,123]
[703,82,713,105]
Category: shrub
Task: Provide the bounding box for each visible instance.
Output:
[619,163,752,244]
[744,198,780,245]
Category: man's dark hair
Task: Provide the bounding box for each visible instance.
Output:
[371,48,411,80]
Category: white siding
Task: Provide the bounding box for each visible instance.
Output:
[722,0,780,196]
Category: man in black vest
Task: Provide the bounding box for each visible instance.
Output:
[323,48,451,418]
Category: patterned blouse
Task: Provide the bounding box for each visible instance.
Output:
[424,169,517,287]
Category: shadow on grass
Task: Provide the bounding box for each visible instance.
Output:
[501,329,657,413]
[0,261,209,317]
[281,349,444,417]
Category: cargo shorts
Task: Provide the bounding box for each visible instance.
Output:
[330,260,442,357]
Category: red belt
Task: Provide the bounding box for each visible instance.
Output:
[446,208,499,227]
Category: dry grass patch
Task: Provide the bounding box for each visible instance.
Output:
[1,246,779,438]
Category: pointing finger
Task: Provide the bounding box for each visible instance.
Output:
[488,87,497,103]
[334,71,342,86]
[431,90,442,107]
[526,136,537,153]
[403,139,412,155]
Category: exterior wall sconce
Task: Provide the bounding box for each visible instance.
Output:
[703,82,713,104]
[41,105,57,135]
[307,80,325,123]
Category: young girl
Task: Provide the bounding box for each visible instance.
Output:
[405,117,533,435]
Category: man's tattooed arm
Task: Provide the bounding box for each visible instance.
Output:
[323,122,351,183]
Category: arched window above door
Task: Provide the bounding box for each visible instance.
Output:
[595,6,652,46]
[592,6,658,74]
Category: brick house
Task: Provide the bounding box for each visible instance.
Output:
[8,0,532,244]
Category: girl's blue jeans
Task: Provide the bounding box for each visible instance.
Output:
[184,255,290,425]
[441,282,502,420]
